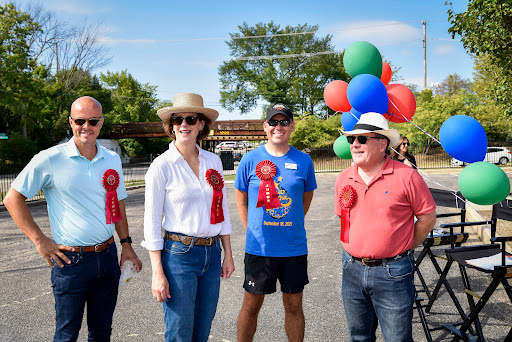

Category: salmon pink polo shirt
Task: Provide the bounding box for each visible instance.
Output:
[335,157,436,259]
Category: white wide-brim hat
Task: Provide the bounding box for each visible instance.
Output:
[340,112,400,148]
[157,92,219,123]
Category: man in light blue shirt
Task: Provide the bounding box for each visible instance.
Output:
[4,96,142,341]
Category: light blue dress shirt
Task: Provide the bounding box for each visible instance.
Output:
[11,139,127,246]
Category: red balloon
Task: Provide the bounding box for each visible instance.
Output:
[324,80,351,112]
[381,62,392,85]
[382,84,416,123]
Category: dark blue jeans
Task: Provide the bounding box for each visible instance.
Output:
[341,249,415,342]
[161,237,222,342]
[51,242,121,342]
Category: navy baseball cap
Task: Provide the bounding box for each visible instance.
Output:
[265,103,294,121]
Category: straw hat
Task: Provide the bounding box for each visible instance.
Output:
[340,112,400,147]
[157,92,219,123]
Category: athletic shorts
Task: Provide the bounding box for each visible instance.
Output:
[243,253,309,295]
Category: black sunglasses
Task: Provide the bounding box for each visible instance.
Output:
[401,142,409,146]
[70,117,103,126]
[171,115,199,126]
[268,119,291,127]
[346,136,385,145]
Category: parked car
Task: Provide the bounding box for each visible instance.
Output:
[451,147,511,166]
[240,141,254,149]
[216,141,238,150]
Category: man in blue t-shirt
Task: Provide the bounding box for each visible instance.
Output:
[234,103,317,342]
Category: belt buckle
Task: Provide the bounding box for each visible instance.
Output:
[94,242,104,252]
[205,237,213,246]
[362,258,375,266]
[180,236,192,245]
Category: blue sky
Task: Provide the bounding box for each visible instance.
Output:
[8,0,474,120]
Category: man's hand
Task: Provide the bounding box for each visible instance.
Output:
[120,244,143,272]
[35,235,75,268]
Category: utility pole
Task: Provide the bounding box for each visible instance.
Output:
[422,20,427,89]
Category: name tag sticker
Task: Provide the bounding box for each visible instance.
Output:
[285,163,297,170]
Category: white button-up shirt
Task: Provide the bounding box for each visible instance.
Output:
[142,141,232,251]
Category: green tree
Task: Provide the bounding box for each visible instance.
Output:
[447,0,512,105]
[219,21,348,116]
[100,70,159,123]
[0,3,41,135]
[289,114,341,150]
[434,73,471,96]
[100,70,167,157]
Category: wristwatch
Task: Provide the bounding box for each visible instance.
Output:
[119,236,132,245]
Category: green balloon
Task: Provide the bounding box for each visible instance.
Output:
[333,136,352,159]
[343,41,382,78]
[458,162,510,205]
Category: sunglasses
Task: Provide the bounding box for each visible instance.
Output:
[346,136,385,145]
[401,142,409,146]
[171,115,199,126]
[70,117,103,126]
[268,119,291,127]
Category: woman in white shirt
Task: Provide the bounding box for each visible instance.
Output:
[143,93,234,342]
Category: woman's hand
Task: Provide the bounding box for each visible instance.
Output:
[152,271,171,302]
[221,255,235,279]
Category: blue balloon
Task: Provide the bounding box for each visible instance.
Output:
[439,115,487,163]
[346,74,389,114]
[341,109,362,131]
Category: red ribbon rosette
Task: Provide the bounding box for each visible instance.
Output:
[102,169,122,224]
[255,160,281,209]
[339,185,356,243]
[206,169,225,224]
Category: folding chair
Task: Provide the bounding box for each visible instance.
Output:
[414,190,474,339]
[441,202,512,342]
[415,190,468,304]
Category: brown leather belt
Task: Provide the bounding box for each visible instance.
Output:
[70,236,115,253]
[352,256,383,267]
[165,232,218,246]
[351,250,411,267]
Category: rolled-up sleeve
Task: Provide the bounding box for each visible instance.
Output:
[142,163,166,250]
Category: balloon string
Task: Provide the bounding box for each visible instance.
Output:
[391,151,491,220]
[386,101,493,221]
[386,98,442,145]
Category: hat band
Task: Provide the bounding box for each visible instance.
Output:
[352,123,384,132]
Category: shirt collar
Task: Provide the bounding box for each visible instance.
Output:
[65,138,104,160]
[168,141,203,162]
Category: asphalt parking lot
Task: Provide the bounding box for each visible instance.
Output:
[0,172,511,341]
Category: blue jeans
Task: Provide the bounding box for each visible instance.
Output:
[161,237,222,342]
[341,249,415,342]
[51,242,121,342]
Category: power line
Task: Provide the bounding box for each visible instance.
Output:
[99,19,449,44]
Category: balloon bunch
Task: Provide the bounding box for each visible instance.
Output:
[440,116,510,205]
[326,41,510,206]
[326,41,416,161]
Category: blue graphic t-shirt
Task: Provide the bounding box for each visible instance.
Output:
[234,145,317,257]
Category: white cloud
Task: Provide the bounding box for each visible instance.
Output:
[433,43,455,55]
[45,0,109,15]
[327,20,422,48]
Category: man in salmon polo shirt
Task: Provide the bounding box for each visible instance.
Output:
[334,112,436,342]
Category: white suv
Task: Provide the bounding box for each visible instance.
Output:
[452,146,511,166]
[216,141,238,150]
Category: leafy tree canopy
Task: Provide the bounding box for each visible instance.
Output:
[447,0,512,105]
[219,21,348,117]
[434,73,471,96]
